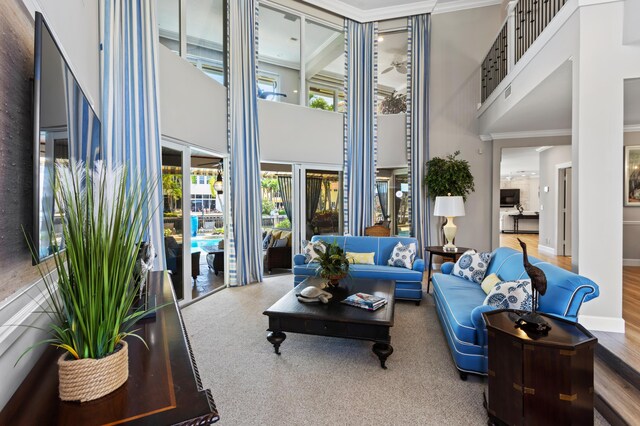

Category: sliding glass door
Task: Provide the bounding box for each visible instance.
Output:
[162,140,228,304]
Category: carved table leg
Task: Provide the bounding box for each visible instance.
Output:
[267,331,286,355]
[372,342,393,369]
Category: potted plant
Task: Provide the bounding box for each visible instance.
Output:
[313,241,349,287]
[424,151,475,244]
[24,161,158,402]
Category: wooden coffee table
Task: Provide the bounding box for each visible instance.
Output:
[263,277,395,369]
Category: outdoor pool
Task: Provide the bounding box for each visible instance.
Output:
[191,236,222,252]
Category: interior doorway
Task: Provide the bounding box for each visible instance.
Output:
[558,166,572,257]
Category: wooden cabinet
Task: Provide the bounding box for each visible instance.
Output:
[484,310,597,426]
[0,272,219,425]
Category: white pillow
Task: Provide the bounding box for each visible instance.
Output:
[302,240,325,263]
[387,242,416,269]
[452,250,492,284]
[483,279,535,310]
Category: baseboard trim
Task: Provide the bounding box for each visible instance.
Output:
[623,258,640,266]
[537,244,556,256]
[578,315,625,333]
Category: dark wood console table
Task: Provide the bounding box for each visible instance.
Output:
[0,271,219,425]
[483,309,596,426]
[509,213,539,233]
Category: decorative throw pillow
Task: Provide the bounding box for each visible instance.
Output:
[302,240,325,263]
[262,232,272,250]
[452,250,492,284]
[269,230,283,247]
[387,242,416,269]
[346,252,375,265]
[483,279,536,310]
[279,230,292,247]
[272,238,288,248]
[481,273,502,294]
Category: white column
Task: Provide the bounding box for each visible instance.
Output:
[574,4,624,332]
[507,0,517,72]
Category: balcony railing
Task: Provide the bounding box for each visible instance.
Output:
[481,0,568,103]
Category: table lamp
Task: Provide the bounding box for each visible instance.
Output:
[434,195,465,252]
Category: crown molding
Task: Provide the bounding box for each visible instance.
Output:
[432,0,503,14]
[480,124,640,141]
[302,0,503,21]
[301,0,434,22]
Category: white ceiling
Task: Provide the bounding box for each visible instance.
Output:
[500,147,540,178]
[301,0,503,22]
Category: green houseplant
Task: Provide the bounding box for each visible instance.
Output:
[25,161,158,402]
[424,150,475,201]
[313,241,349,287]
[424,151,475,245]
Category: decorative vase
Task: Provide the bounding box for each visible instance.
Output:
[57,341,129,402]
[324,272,347,287]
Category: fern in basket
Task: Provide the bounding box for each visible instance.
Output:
[21,161,159,362]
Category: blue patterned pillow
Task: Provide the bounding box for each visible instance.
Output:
[301,239,325,263]
[452,250,492,284]
[387,242,416,269]
[262,232,272,250]
[483,279,536,310]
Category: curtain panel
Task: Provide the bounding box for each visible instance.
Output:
[101,0,165,269]
[277,176,292,222]
[375,181,389,224]
[343,19,378,236]
[406,14,431,258]
[226,0,263,285]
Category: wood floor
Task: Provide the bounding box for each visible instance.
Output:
[500,233,640,372]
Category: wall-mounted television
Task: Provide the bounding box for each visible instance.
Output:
[32,12,100,263]
[500,188,521,208]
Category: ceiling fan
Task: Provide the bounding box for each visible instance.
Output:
[381,60,407,75]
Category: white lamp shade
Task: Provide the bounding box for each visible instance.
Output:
[434,196,465,217]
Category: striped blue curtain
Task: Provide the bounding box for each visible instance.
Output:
[63,68,100,164]
[406,14,431,258]
[226,0,263,285]
[101,0,165,269]
[343,19,377,236]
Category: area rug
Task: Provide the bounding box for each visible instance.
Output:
[183,274,607,425]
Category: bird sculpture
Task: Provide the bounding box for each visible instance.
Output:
[518,238,547,313]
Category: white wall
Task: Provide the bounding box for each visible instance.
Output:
[430,4,504,251]
[378,113,408,169]
[258,100,343,165]
[538,145,571,252]
[158,46,227,154]
[623,0,640,45]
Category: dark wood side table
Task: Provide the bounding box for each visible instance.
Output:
[483,309,597,426]
[425,245,473,294]
[0,271,219,425]
[206,249,224,275]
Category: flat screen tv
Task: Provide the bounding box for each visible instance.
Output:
[32,12,100,263]
[500,189,520,208]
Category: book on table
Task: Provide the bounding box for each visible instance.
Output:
[341,293,387,311]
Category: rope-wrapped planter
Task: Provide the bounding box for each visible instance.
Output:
[57,341,129,402]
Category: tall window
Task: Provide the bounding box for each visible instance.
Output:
[157,0,225,85]
[257,4,300,105]
[377,30,408,115]
[305,20,345,112]
[186,0,225,85]
[158,0,180,54]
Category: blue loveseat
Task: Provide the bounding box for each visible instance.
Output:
[293,235,425,303]
[432,247,600,379]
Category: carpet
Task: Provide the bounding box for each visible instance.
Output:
[183,274,608,425]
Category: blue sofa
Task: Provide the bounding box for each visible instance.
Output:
[293,235,425,303]
[432,247,600,379]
